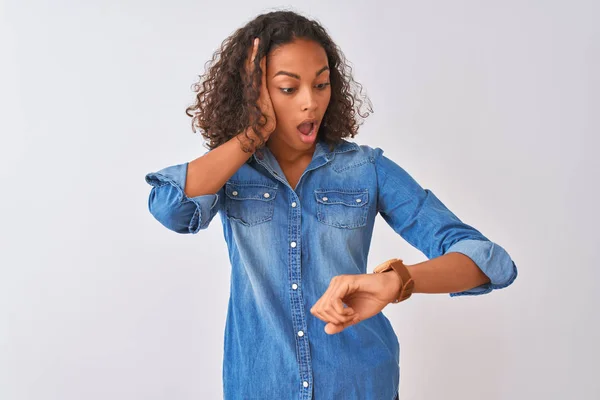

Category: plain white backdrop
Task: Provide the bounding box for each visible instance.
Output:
[1,0,598,399]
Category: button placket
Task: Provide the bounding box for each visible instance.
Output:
[288,193,312,397]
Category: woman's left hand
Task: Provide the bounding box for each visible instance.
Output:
[310,272,402,335]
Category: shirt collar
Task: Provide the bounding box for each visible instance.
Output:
[252,138,359,164]
[250,137,359,181]
[313,138,360,160]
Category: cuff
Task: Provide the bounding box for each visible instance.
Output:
[145,163,220,233]
[445,239,518,297]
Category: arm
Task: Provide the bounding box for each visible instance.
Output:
[145,128,262,233]
[405,252,490,294]
[375,148,518,296]
[184,128,260,198]
[310,150,518,333]
[147,36,277,233]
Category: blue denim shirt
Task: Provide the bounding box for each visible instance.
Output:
[145,138,518,400]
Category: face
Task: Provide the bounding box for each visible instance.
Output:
[266,38,331,153]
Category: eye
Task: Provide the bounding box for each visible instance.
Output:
[280,87,295,94]
[279,83,331,95]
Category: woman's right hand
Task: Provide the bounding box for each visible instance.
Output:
[244,38,276,141]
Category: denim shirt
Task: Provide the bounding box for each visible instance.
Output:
[145,138,518,400]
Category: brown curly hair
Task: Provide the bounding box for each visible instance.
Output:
[185,9,373,152]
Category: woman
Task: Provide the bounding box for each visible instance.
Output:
[145,10,518,400]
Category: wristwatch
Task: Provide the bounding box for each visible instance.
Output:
[372,258,415,303]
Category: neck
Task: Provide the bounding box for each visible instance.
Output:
[266,134,317,166]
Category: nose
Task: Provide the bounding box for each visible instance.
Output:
[300,86,317,112]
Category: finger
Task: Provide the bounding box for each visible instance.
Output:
[310,277,336,319]
[320,276,340,311]
[323,277,353,316]
[319,304,356,325]
[310,294,331,324]
[310,299,326,322]
[322,288,356,325]
[314,278,355,325]
[325,315,361,335]
[245,38,259,76]
[251,38,259,63]
[310,277,343,319]
[335,297,354,316]
[260,53,266,78]
[257,56,268,104]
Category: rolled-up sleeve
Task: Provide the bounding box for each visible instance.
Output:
[145,162,223,234]
[444,239,518,296]
[374,147,518,297]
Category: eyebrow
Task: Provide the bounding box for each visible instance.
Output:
[273,66,330,80]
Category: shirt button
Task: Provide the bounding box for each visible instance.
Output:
[356,198,362,203]
[322,196,328,201]
[232,191,238,196]
[303,381,309,388]
[297,330,304,337]
[291,202,297,208]
[264,193,270,198]
[292,283,298,290]
[290,241,297,248]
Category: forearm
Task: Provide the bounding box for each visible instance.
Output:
[184,128,261,197]
[405,252,491,294]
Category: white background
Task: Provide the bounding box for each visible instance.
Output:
[1,0,598,399]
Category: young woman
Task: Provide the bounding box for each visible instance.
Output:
[145,10,518,400]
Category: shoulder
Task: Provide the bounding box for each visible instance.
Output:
[331,139,384,163]
[324,139,387,175]
[334,140,410,183]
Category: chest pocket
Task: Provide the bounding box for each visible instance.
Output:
[225,182,277,226]
[314,189,369,229]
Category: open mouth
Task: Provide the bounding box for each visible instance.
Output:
[297,121,317,136]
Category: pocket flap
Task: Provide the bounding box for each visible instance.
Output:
[314,189,368,207]
[226,182,277,201]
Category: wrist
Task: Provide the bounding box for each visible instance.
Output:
[373,258,415,303]
[383,270,402,299]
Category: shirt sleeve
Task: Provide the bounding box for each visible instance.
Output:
[374,147,518,297]
[145,160,224,234]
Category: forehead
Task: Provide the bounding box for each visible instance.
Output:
[268,39,328,70]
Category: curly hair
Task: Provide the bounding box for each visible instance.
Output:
[185,9,373,152]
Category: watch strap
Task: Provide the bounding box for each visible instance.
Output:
[373,258,414,303]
